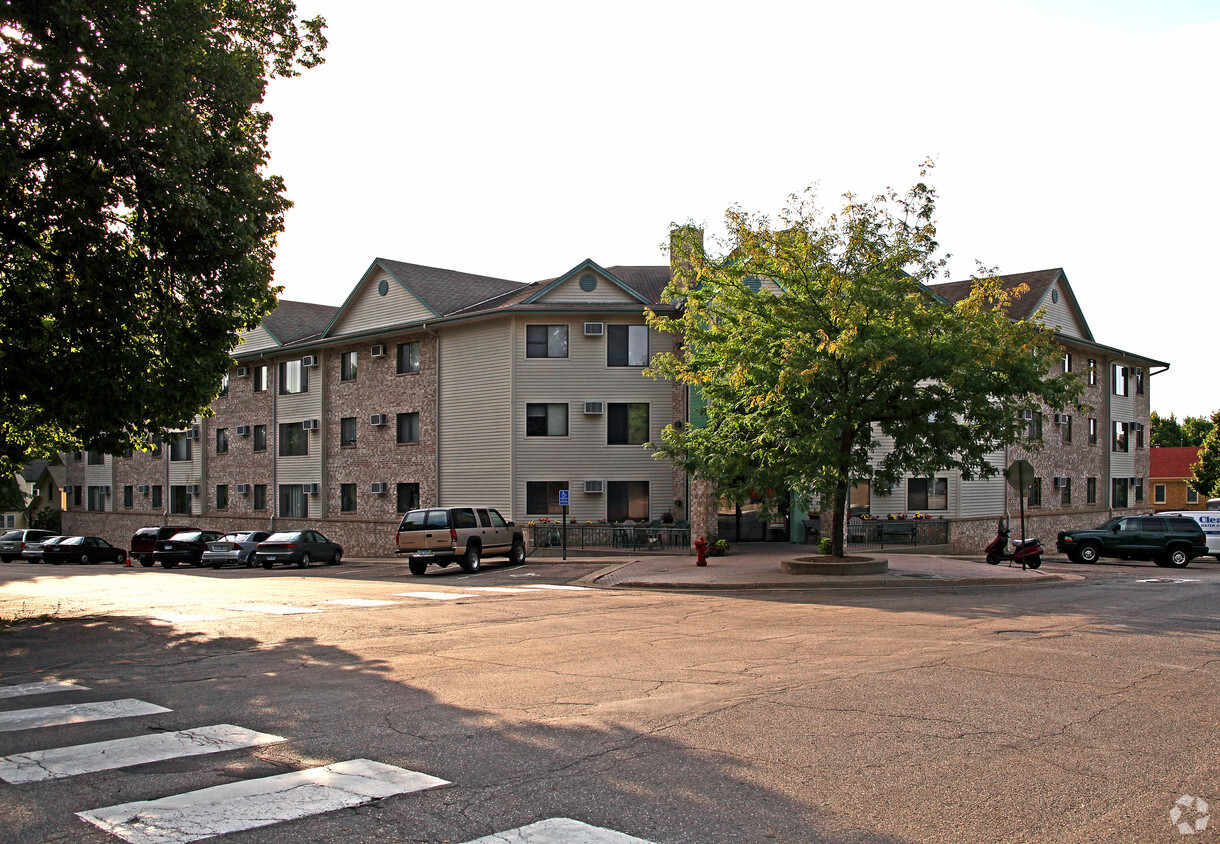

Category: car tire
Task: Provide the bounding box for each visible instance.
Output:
[262,559,274,570]
[78,554,89,565]
[0,556,12,563]
[210,560,222,569]
[296,552,311,568]
[509,539,526,566]
[1163,547,1190,568]
[327,550,342,566]
[1077,543,1100,564]
[115,552,126,565]
[161,560,178,568]
[140,559,155,568]
[408,557,428,576]
[459,544,481,573]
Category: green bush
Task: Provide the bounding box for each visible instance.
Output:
[708,539,730,557]
[818,536,833,555]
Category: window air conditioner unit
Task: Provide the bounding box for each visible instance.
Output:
[584,480,605,494]
[1054,414,1070,425]
[302,355,319,368]
[235,484,252,494]
[304,483,321,495]
[187,484,201,496]
[370,482,388,494]
[583,401,605,415]
[370,344,386,358]
[101,485,111,495]
[236,425,251,436]
[302,419,320,431]
[137,484,150,494]
[584,322,604,336]
[235,366,250,378]
[370,413,388,426]
[186,428,201,440]
[62,485,73,494]
[1053,477,1068,488]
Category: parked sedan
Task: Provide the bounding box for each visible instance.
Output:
[0,529,57,562]
[202,531,273,569]
[42,536,127,565]
[22,535,67,563]
[153,530,225,569]
[253,531,343,569]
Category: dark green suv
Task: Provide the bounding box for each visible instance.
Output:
[1056,515,1208,568]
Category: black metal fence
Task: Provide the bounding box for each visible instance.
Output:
[527,524,691,553]
[846,519,949,549]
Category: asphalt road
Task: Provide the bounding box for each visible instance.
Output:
[1,555,1218,843]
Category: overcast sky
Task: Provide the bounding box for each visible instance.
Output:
[261,0,1219,417]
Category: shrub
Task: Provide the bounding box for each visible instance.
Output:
[818,536,833,555]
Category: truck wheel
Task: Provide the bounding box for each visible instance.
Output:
[1164,547,1190,568]
[460,544,481,573]
[1077,543,1100,564]
[509,539,526,566]
[408,558,428,576]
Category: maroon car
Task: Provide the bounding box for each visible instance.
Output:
[130,525,198,567]
[153,530,224,569]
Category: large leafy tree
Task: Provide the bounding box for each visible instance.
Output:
[1152,412,1214,448]
[647,169,1083,555]
[1188,411,1220,501]
[0,0,325,474]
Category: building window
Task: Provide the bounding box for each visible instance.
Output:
[396,482,420,513]
[1088,418,1098,446]
[1154,484,1167,504]
[279,422,308,457]
[152,485,162,509]
[149,434,162,458]
[340,417,357,447]
[397,341,421,374]
[87,486,106,511]
[73,486,82,507]
[1112,421,1129,453]
[216,428,229,454]
[1026,411,1042,441]
[526,325,568,359]
[279,484,306,518]
[526,403,568,437]
[907,477,948,511]
[87,451,105,465]
[607,481,649,522]
[1027,477,1042,507]
[1112,478,1129,509]
[1135,423,1144,449]
[340,350,357,382]
[397,412,420,444]
[607,324,648,367]
[1086,477,1097,505]
[279,360,307,394]
[1062,352,1072,373]
[1135,367,1144,395]
[1134,478,1144,502]
[254,424,267,452]
[1060,477,1072,506]
[170,436,192,462]
[608,403,649,445]
[253,484,267,511]
[1112,364,1128,397]
[218,373,229,397]
[1088,359,1097,386]
[1187,487,1199,504]
[253,364,268,392]
[123,485,134,509]
[170,485,189,514]
[1062,414,1072,444]
[216,484,228,510]
[341,483,357,513]
[526,481,568,515]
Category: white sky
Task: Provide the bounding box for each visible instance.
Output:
[262,0,1220,417]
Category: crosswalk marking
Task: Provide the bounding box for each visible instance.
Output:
[391,591,475,600]
[0,699,170,733]
[458,817,656,843]
[77,758,450,844]
[0,680,89,699]
[225,605,323,615]
[149,614,225,623]
[0,724,285,783]
[464,587,533,593]
[316,599,401,607]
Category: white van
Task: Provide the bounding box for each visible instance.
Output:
[1159,511,1220,560]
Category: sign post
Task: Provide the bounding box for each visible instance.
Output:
[559,489,570,561]
[1004,459,1035,565]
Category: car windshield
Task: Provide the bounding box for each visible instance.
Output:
[1,531,21,541]
[170,531,204,542]
[399,509,448,530]
[61,536,84,545]
[265,532,300,542]
[1096,518,1121,530]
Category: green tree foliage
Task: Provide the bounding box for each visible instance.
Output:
[0,473,25,512]
[1151,412,1214,448]
[1188,411,1220,500]
[647,169,1083,555]
[0,0,326,474]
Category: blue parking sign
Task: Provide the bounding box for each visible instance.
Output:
[559,490,569,506]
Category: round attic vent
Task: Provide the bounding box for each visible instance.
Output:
[1051,289,1059,303]
[579,273,597,292]
[378,279,389,296]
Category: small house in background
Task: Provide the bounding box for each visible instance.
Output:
[1150,446,1204,510]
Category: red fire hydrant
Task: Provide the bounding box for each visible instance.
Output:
[694,535,708,567]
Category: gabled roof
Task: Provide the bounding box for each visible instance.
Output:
[262,300,340,346]
[928,268,1066,320]
[374,258,525,317]
[20,459,48,483]
[522,259,655,305]
[1150,446,1202,479]
[606,266,671,303]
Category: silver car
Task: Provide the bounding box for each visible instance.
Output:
[202,531,273,569]
[22,535,67,563]
[0,529,57,562]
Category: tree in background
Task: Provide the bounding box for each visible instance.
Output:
[647,167,1083,556]
[1188,411,1220,501]
[0,1,326,474]
[0,474,25,513]
[1151,412,1214,448]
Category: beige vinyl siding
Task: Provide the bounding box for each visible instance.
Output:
[84,458,114,512]
[328,272,434,336]
[538,272,640,304]
[959,451,1008,518]
[1040,280,1087,339]
[438,320,513,515]
[512,315,675,522]
[1110,386,1136,479]
[238,325,278,353]
[276,457,320,484]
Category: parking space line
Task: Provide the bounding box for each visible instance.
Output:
[0,680,89,699]
[0,699,170,733]
[225,605,324,615]
[316,599,401,607]
[517,584,590,591]
[390,592,476,600]
[458,817,655,843]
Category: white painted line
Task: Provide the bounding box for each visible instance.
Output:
[316,599,401,607]
[0,724,285,783]
[225,605,324,615]
[458,817,656,843]
[390,592,476,601]
[463,587,533,593]
[78,758,449,844]
[150,614,226,623]
[518,584,590,591]
[0,680,89,699]
[0,699,170,733]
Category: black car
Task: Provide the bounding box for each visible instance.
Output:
[41,536,127,565]
[153,530,225,568]
[131,525,198,567]
[1057,515,1208,568]
[254,531,343,569]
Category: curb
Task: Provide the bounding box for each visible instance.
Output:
[590,572,1082,591]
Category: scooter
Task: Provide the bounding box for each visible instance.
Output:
[985,523,1044,569]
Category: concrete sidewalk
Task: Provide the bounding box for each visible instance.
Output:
[576,545,1076,590]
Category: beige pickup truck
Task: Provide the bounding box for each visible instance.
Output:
[395,506,526,575]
